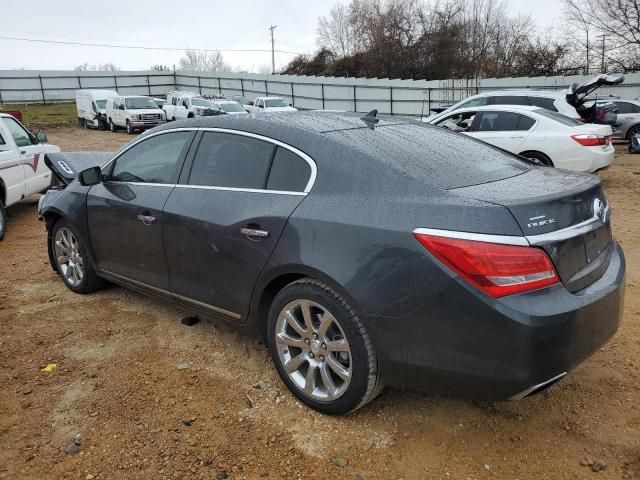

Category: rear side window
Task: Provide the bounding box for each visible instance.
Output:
[490,96,529,106]
[533,108,582,126]
[614,101,639,114]
[189,132,275,189]
[529,96,558,112]
[267,147,311,192]
[476,112,534,131]
[111,132,192,184]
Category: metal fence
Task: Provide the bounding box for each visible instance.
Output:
[2,69,640,117]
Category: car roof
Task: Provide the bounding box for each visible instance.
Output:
[472,90,563,98]
[444,105,540,113]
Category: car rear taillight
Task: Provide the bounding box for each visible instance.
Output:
[413,233,559,298]
[571,134,608,147]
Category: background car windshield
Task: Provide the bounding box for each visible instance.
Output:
[95,100,107,109]
[125,97,158,109]
[265,99,288,107]
[191,99,211,107]
[219,102,245,112]
[533,108,583,126]
[329,123,530,189]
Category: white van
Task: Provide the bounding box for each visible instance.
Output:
[106,96,166,134]
[76,89,118,130]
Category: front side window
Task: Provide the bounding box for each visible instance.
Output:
[3,117,33,147]
[457,97,489,109]
[188,132,275,189]
[434,111,477,132]
[267,147,311,192]
[111,132,192,184]
[476,112,533,132]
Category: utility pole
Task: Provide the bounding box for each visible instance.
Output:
[597,34,606,72]
[268,25,277,74]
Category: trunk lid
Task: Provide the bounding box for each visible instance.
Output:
[450,167,612,293]
[45,152,113,186]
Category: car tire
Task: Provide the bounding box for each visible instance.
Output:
[51,219,102,294]
[521,151,553,167]
[126,121,134,134]
[0,199,6,241]
[109,119,116,132]
[83,118,91,129]
[267,279,383,415]
[627,125,640,142]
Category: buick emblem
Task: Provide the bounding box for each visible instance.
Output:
[593,198,609,223]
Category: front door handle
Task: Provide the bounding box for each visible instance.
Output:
[137,214,157,225]
[240,227,269,238]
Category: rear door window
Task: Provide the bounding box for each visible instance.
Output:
[475,112,533,131]
[188,132,275,189]
[528,96,558,111]
[490,96,529,106]
[615,101,636,114]
[266,147,312,192]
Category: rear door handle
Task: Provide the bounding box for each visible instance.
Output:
[137,214,157,225]
[240,227,269,238]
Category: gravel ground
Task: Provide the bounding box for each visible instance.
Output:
[0,127,639,480]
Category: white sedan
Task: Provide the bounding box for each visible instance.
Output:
[428,105,614,173]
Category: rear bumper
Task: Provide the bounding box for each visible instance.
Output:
[361,242,625,400]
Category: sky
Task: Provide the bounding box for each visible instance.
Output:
[0,0,562,72]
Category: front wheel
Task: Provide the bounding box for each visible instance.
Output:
[0,199,6,241]
[267,279,383,414]
[126,121,135,134]
[51,220,102,293]
[109,119,116,132]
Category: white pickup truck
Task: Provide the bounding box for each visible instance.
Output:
[0,113,59,239]
[162,91,223,120]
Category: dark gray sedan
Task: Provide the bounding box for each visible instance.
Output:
[39,112,625,414]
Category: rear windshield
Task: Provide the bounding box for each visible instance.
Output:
[533,108,582,126]
[327,123,530,189]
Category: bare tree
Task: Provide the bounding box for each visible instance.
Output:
[150,64,170,71]
[563,0,593,73]
[74,62,119,72]
[178,50,229,72]
[317,3,356,57]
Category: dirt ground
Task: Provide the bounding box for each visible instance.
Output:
[1,127,639,480]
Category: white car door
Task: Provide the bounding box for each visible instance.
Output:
[468,111,534,152]
[1,116,51,196]
[175,98,189,120]
[0,120,24,207]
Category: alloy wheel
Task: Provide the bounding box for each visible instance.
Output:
[274,299,352,401]
[54,227,84,287]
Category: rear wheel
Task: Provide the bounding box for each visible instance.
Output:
[627,125,640,142]
[267,279,383,414]
[109,119,116,132]
[521,151,553,167]
[51,220,102,293]
[83,118,91,129]
[0,199,6,241]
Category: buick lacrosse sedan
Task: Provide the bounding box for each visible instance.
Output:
[40,112,625,414]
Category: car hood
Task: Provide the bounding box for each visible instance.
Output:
[45,151,114,185]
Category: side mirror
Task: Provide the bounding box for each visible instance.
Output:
[79,166,102,186]
[36,131,47,144]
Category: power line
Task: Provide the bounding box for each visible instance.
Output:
[0,35,304,55]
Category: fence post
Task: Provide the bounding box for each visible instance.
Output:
[353,85,357,112]
[218,77,222,95]
[0,87,3,106]
[77,75,82,89]
[390,86,393,115]
[173,68,177,90]
[198,76,202,95]
[114,75,118,92]
[38,75,46,104]
[147,74,151,96]
[321,83,325,110]
[290,82,295,107]
[265,79,268,96]
[240,78,245,97]
[428,88,431,116]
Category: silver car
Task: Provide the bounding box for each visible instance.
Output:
[612,100,640,140]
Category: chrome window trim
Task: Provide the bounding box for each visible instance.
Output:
[101,126,318,194]
[413,228,530,246]
[101,269,241,320]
